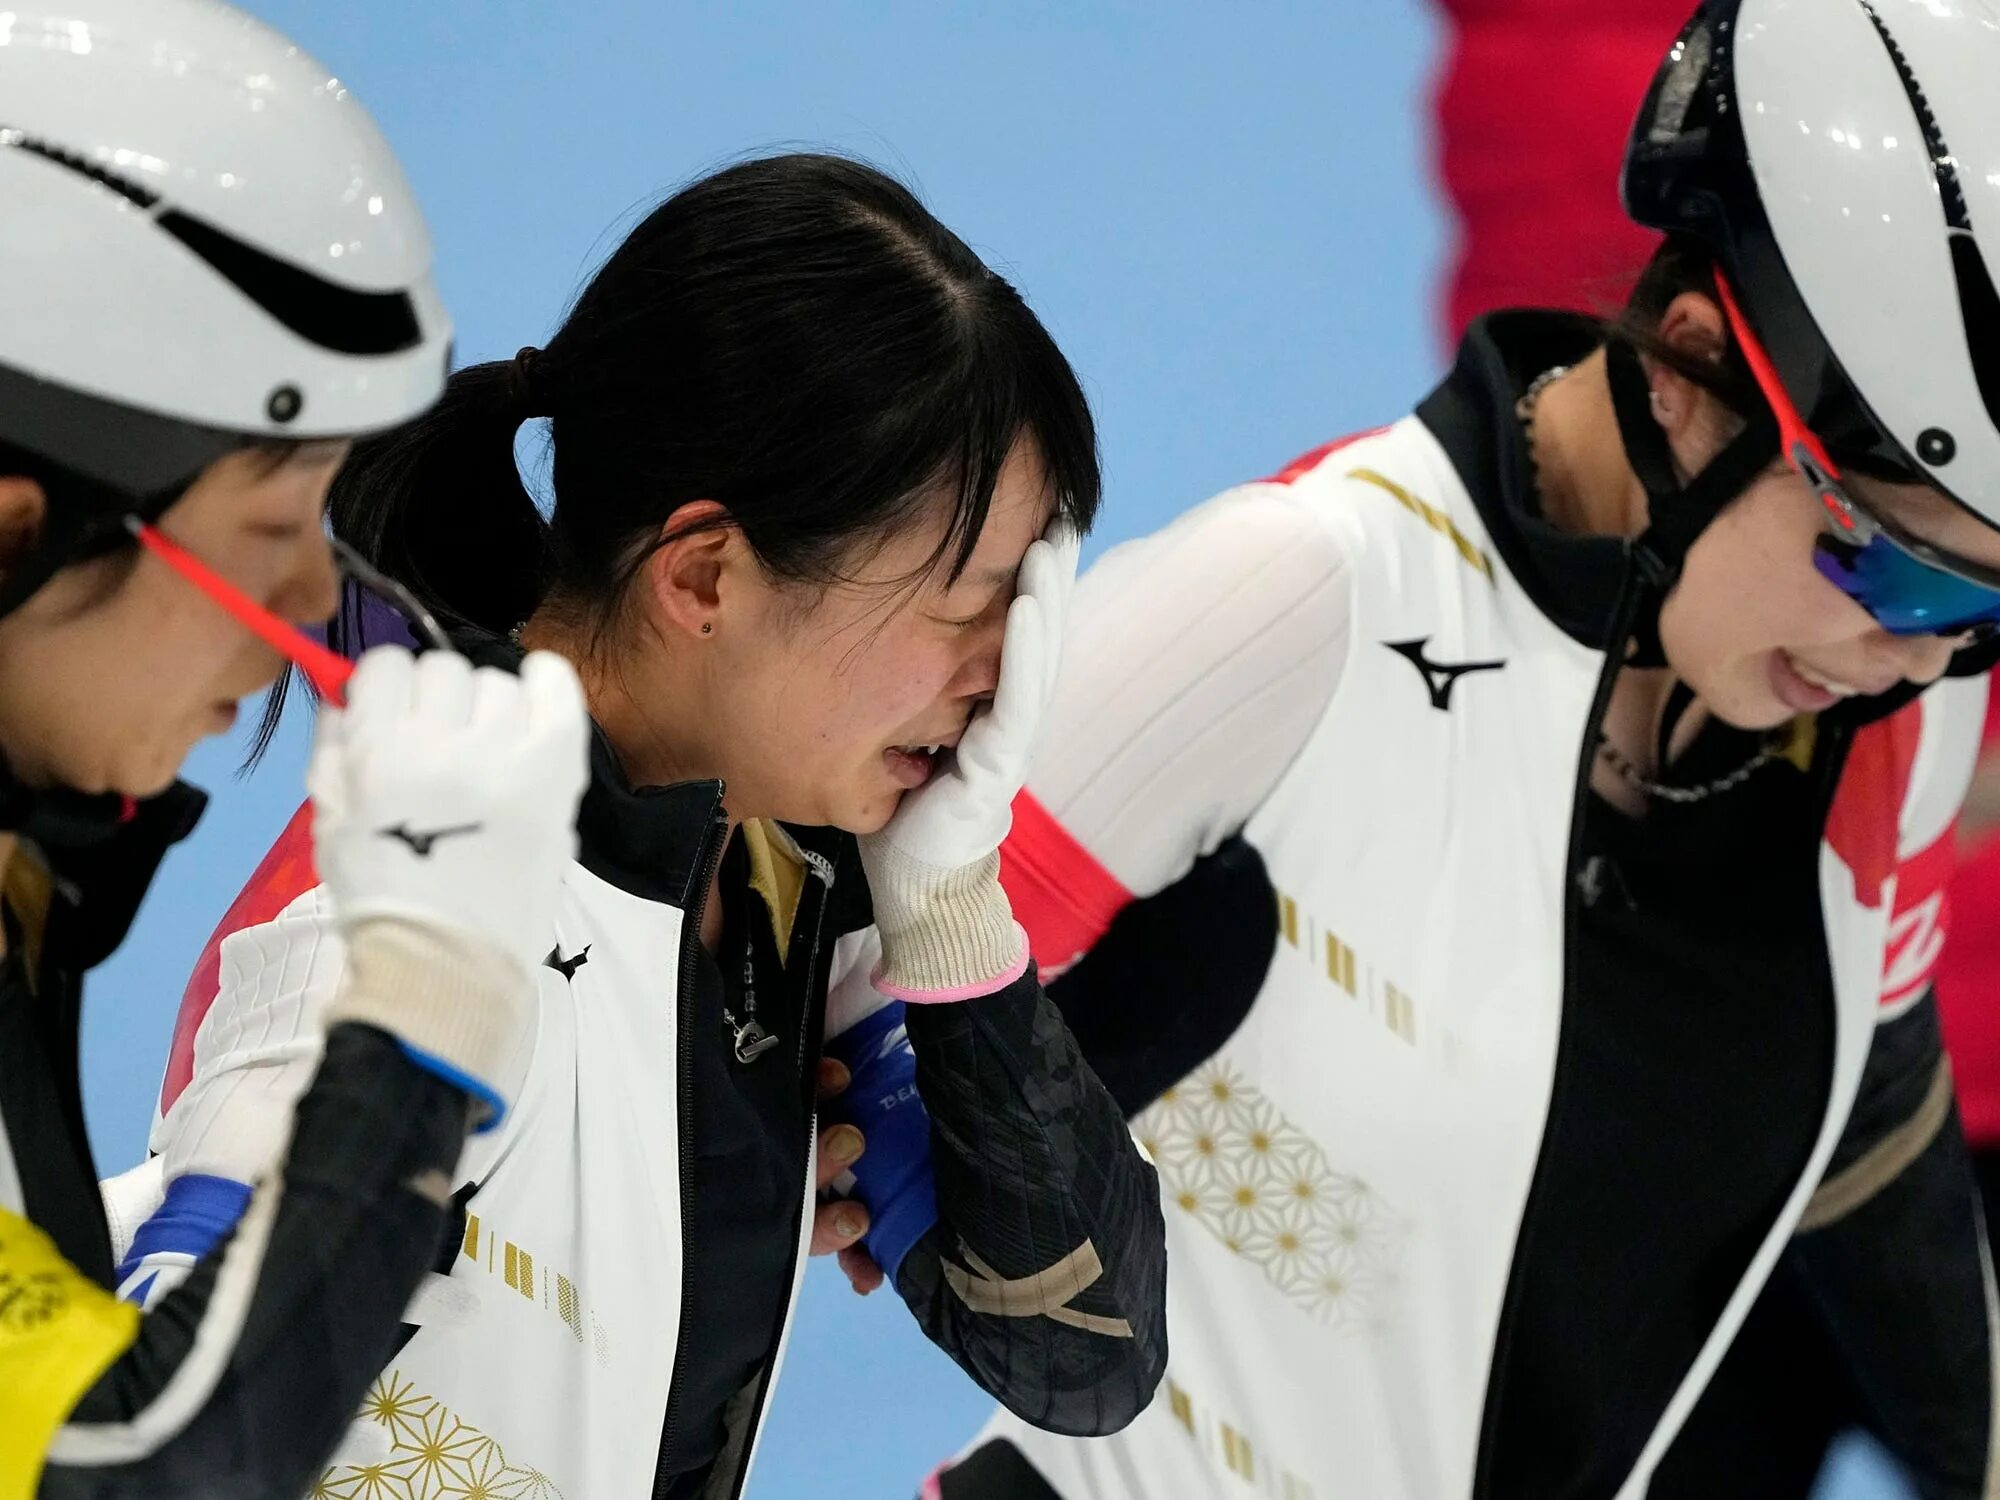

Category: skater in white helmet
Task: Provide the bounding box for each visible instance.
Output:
[0,2,589,1495]
[919,1,2000,1495]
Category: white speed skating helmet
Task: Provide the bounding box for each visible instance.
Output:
[0,0,450,605]
[1624,0,2000,535]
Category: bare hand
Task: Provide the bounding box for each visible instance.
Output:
[810,1058,878,1290]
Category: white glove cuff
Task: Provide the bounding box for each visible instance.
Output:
[862,845,1029,1003]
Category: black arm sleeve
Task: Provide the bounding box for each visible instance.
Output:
[1792,995,1995,1500]
[41,1023,469,1500]
[1046,834,1277,1118]
[891,967,1169,1438]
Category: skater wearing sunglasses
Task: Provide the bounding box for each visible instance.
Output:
[931,2,2000,1495]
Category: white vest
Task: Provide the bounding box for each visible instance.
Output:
[987,416,1976,1500]
[124,842,848,1500]
[357,862,815,1500]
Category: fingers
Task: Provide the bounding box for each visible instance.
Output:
[1043,517,1083,579]
[838,1244,886,1296]
[518,648,588,739]
[816,1057,851,1102]
[1008,525,1077,723]
[816,1123,864,1191]
[468,662,520,735]
[1039,524,1081,702]
[1015,534,1062,607]
[410,647,475,728]
[969,590,1045,780]
[341,645,417,739]
[810,1198,869,1257]
[347,648,587,748]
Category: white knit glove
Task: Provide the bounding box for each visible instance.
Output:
[859,522,1079,1002]
[307,647,589,1125]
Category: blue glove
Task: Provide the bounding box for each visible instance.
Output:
[823,1001,939,1282]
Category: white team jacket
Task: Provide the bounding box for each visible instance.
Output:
[981,408,1987,1500]
[107,804,876,1500]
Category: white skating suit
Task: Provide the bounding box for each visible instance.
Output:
[954,313,1998,1500]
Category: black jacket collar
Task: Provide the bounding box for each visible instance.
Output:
[456,629,724,907]
[576,730,727,909]
[33,780,206,973]
[457,629,865,919]
[1416,309,1630,649]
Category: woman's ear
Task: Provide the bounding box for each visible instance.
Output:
[1645,291,1736,477]
[0,478,47,577]
[640,499,734,640]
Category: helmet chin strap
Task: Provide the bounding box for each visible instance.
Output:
[1605,339,1779,666]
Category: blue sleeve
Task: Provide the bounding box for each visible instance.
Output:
[823,1001,938,1281]
[115,1172,254,1301]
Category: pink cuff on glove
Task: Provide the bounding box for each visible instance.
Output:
[870,923,1031,1004]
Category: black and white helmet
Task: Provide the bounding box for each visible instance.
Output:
[1625,0,2000,531]
[0,0,449,599]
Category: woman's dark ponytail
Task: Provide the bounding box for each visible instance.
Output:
[243,358,552,767]
[328,356,552,639]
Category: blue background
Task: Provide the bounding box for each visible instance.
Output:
[77,4,1906,1496]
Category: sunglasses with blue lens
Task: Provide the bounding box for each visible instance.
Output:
[1713,272,2000,642]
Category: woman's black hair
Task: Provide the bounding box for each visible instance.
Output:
[250,152,1099,763]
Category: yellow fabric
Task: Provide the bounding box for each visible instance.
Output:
[1,843,53,996]
[740,821,805,967]
[0,1206,140,1498]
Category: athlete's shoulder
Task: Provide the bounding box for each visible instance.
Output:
[1253,421,1402,488]
[1078,433,1395,625]
[1252,416,1453,497]
[159,800,326,1126]
[1188,417,1465,564]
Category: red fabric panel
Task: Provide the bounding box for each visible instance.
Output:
[160,800,319,1117]
[1429,0,1688,348]
[999,791,1134,980]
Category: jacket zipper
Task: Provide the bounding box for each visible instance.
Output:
[1470,560,1647,1500]
[718,843,838,1500]
[652,806,730,1500]
[1469,566,1859,1498]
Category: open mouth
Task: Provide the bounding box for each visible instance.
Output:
[883,740,958,790]
[1772,650,1897,714]
[1783,653,1862,700]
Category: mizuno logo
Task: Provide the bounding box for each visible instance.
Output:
[1385,637,1505,712]
[378,822,483,857]
[543,946,591,981]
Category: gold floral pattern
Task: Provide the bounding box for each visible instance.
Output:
[1138,1061,1399,1328]
[308,1371,563,1500]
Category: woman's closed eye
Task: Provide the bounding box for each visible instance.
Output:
[932,590,1007,630]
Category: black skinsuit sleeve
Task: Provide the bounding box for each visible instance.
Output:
[1791,993,1996,1500]
[1041,834,1277,1119]
[39,1023,469,1500]
[891,965,1169,1439]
